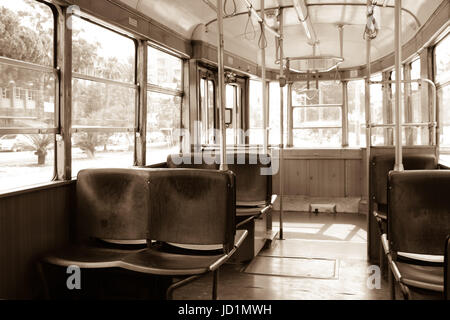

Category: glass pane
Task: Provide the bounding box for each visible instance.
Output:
[72,16,135,83]
[411,59,421,91]
[208,80,215,144]
[438,84,450,148]
[348,80,366,147]
[72,79,135,128]
[0,0,53,66]
[292,82,319,106]
[226,85,234,145]
[292,81,342,106]
[148,46,182,90]
[370,73,383,125]
[72,132,134,176]
[0,134,54,191]
[435,34,450,85]
[249,80,262,128]
[293,107,341,128]
[249,80,263,144]
[0,64,56,128]
[269,82,288,145]
[293,129,341,148]
[319,81,342,104]
[147,91,181,165]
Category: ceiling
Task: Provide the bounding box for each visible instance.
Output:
[118,0,444,69]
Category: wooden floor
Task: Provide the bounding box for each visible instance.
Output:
[175,212,390,300]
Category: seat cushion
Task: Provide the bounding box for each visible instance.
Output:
[42,244,145,268]
[397,261,444,292]
[120,248,228,276]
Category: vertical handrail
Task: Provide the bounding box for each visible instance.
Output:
[278,8,285,240]
[365,0,372,215]
[394,0,404,171]
[217,0,228,170]
[261,0,268,155]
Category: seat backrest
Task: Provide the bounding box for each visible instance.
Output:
[76,168,150,242]
[167,153,272,206]
[147,169,236,252]
[226,153,272,206]
[388,170,450,255]
[372,154,437,206]
[166,153,219,170]
[445,235,450,300]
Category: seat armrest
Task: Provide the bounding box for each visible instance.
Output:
[260,204,272,217]
[397,252,444,264]
[373,210,387,221]
[236,215,255,228]
[208,230,248,271]
[381,233,390,256]
[270,194,277,206]
[234,230,248,249]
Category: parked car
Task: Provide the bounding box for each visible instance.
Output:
[0,135,34,152]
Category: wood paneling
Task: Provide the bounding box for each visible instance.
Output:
[273,149,364,198]
[284,160,309,196]
[345,160,362,197]
[309,160,345,197]
[0,183,75,299]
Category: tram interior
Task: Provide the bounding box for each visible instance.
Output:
[0,0,449,301]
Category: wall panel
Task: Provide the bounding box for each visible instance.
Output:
[0,183,75,299]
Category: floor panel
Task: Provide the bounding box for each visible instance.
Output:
[174,212,389,300]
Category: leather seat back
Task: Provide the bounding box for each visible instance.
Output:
[147,169,236,252]
[388,170,450,255]
[226,153,272,206]
[76,168,151,242]
[372,154,437,207]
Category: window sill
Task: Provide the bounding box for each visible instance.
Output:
[0,180,76,199]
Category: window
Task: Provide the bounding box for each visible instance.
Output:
[71,16,136,176]
[269,82,288,146]
[199,77,216,145]
[348,80,366,147]
[404,59,429,146]
[0,0,56,192]
[225,84,243,145]
[291,81,342,147]
[146,46,183,165]
[435,33,450,163]
[249,80,263,144]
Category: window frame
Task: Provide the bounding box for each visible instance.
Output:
[145,43,184,165]
[290,80,344,148]
[0,0,58,137]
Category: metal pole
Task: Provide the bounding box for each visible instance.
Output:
[217,0,228,170]
[278,8,285,240]
[261,0,268,155]
[394,0,404,171]
[365,0,372,260]
[342,81,349,147]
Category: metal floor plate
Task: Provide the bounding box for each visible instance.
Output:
[244,255,339,279]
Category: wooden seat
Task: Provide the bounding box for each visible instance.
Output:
[119,169,247,299]
[40,168,152,297]
[382,170,450,299]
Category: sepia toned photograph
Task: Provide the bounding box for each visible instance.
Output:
[0,0,449,310]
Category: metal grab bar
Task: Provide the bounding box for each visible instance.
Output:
[369,122,437,128]
[368,78,437,146]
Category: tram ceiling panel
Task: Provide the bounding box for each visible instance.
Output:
[117,0,445,70]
